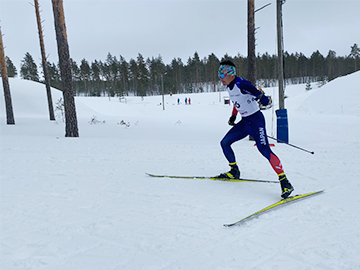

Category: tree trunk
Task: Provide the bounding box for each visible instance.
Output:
[34,0,55,121]
[51,0,79,137]
[0,26,15,125]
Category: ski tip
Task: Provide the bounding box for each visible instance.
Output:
[315,189,325,195]
[283,189,325,200]
[145,172,160,178]
[223,223,236,227]
[309,189,325,195]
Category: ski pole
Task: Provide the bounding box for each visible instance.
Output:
[267,135,314,155]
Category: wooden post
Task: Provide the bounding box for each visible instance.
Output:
[52,0,79,137]
[276,0,289,143]
[248,0,256,141]
[0,26,15,125]
[277,0,285,109]
[247,0,256,86]
[34,0,55,121]
[161,74,165,111]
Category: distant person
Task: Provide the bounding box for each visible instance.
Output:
[188,97,191,105]
[216,60,294,199]
[177,98,180,105]
[185,97,188,105]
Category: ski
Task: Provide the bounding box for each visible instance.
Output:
[145,172,278,183]
[224,190,324,227]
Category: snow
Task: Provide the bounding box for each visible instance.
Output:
[1,72,360,270]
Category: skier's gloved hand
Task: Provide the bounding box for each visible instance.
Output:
[228,114,236,126]
[257,87,271,107]
[259,95,272,106]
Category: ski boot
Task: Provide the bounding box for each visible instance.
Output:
[216,162,240,179]
[279,173,294,199]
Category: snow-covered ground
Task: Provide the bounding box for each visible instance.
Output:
[1,72,360,270]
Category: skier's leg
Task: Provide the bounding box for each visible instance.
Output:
[217,122,247,178]
[246,111,293,198]
[220,120,248,164]
[246,111,285,175]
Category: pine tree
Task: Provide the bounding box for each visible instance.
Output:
[105,53,120,96]
[34,0,55,121]
[136,53,149,97]
[147,55,165,95]
[129,58,138,95]
[310,50,325,78]
[119,55,129,96]
[325,50,337,81]
[349,43,360,71]
[80,58,91,94]
[52,0,79,137]
[5,56,17,77]
[0,26,15,124]
[70,59,81,81]
[207,53,220,91]
[46,62,61,89]
[192,52,201,92]
[91,60,101,95]
[20,52,39,81]
[170,57,183,93]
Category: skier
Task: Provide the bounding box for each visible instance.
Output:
[216,60,294,198]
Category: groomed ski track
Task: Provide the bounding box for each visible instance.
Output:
[1,73,360,269]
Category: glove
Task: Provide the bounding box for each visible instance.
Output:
[257,87,272,107]
[228,114,236,126]
[259,95,272,106]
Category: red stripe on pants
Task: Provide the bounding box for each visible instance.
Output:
[270,153,284,175]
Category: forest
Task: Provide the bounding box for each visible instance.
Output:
[4,43,360,97]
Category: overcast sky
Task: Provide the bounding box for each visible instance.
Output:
[0,0,359,70]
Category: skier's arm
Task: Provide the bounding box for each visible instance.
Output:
[240,81,272,106]
[228,105,238,126]
[239,80,262,96]
[232,105,238,115]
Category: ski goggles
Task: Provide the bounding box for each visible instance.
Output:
[219,74,227,79]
